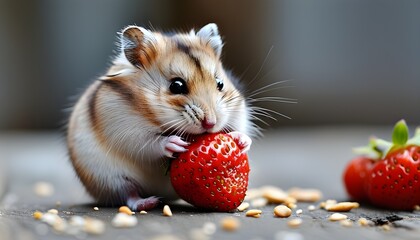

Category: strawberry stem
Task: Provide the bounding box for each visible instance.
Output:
[392,119,409,146]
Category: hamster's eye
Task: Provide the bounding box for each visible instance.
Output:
[216,78,224,91]
[169,77,188,94]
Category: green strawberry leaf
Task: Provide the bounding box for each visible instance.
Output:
[353,137,382,159]
[375,138,393,158]
[407,127,420,146]
[392,119,409,146]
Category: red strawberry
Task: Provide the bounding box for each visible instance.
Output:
[343,156,375,202]
[345,120,420,210]
[170,132,250,212]
[365,120,420,210]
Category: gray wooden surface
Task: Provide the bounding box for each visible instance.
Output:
[1,127,420,240]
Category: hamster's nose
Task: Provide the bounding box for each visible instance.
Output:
[201,118,215,129]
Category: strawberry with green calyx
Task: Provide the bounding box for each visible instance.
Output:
[343,120,420,210]
[366,120,420,210]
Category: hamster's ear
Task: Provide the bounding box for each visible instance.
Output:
[196,23,223,58]
[120,26,157,69]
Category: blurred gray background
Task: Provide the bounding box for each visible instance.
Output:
[2,4,420,237]
[1,0,419,130]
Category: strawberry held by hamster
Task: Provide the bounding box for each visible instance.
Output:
[67,23,253,211]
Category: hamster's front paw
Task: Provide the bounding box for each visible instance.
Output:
[227,131,252,153]
[163,135,189,158]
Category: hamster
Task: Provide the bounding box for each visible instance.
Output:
[67,23,254,211]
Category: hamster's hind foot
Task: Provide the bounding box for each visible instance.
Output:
[127,196,161,211]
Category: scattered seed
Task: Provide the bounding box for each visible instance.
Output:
[288,188,322,202]
[52,216,67,232]
[163,205,173,217]
[244,188,263,201]
[39,212,67,233]
[118,206,133,215]
[287,218,302,228]
[381,224,391,231]
[202,222,216,235]
[220,217,240,231]
[340,219,353,227]
[33,181,55,197]
[296,209,303,215]
[35,209,106,235]
[263,188,288,204]
[245,209,262,218]
[273,205,292,218]
[41,212,60,226]
[237,202,250,212]
[326,202,359,212]
[287,203,297,209]
[284,196,297,206]
[55,201,61,207]
[189,228,207,240]
[47,209,59,215]
[260,185,284,194]
[308,205,316,211]
[251,198,268,208]
[84,217,106,234]
[358,217,372,227]
[320,199,337,209]
[33,211,43,220]
[112,212,138,228]
[93,207,99,211]
[140,210,148,215]
[69,216,85,227]
[328,213,348,221]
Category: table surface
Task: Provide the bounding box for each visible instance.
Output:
[1,126,420,240]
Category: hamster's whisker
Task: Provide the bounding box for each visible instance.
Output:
[135,137,156,162]
[250,108,278,121]
[250,106,291,121]
[176,125,189,139]
[246,45,274,87]
[250,122,263,138]
[247,80,294,98]
[249,114,271,126]
[222,95,244,107]
[252,106,291,119]
[223,94,242,103]
[248,84,295,97]
[248,96,297,104]
[160,119,187,137]
[237,62,253,80]
[159,118,183,129]
[221,124,234,135]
